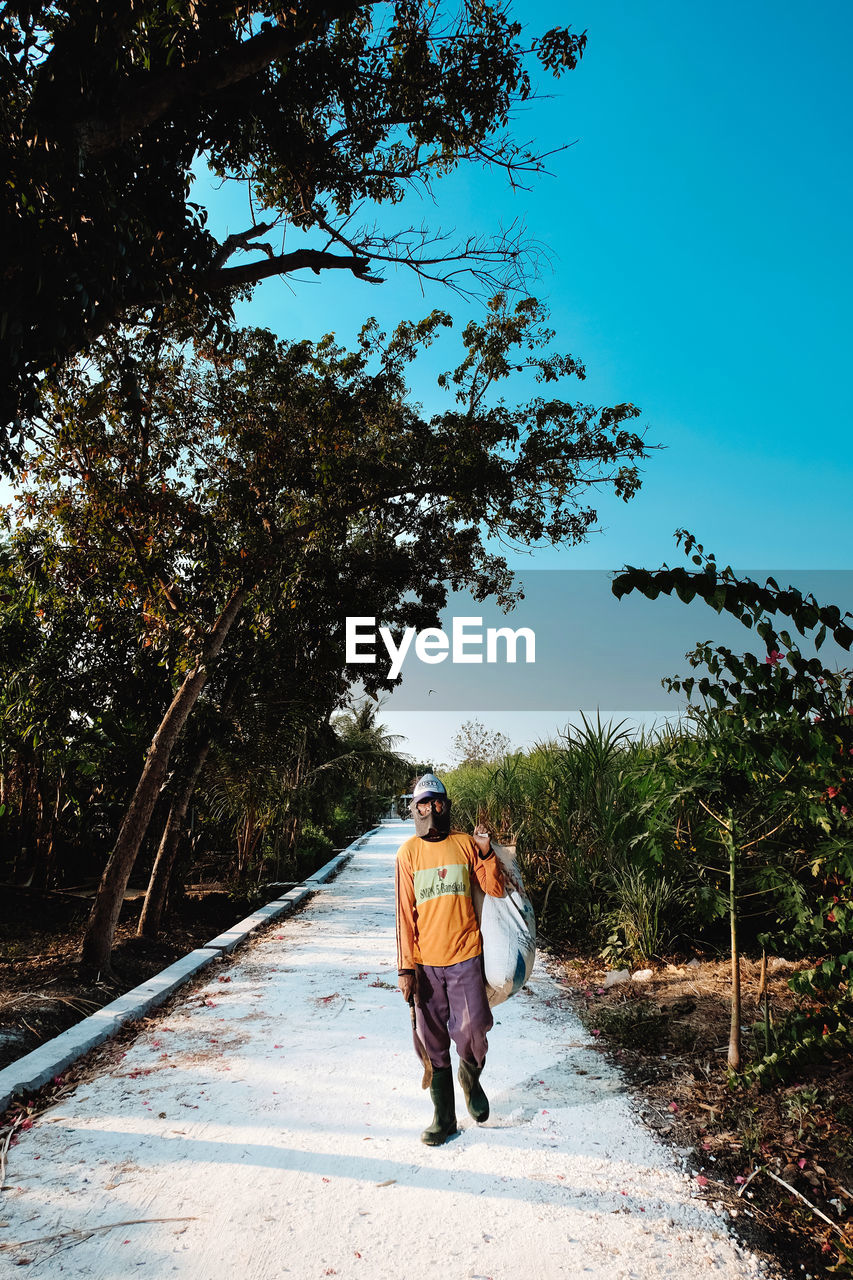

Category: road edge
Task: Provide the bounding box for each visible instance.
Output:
[0,832,376,1111]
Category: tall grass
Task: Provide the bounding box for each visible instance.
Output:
[447,708,843,983]
[601,868,685,963]
[445,715,690,955]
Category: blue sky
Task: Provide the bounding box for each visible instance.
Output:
[199,1,853,763]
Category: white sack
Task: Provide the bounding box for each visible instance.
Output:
[472,842,537,1007]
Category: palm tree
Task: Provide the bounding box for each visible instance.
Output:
[330,699,411,829]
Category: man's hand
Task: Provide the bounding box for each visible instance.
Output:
[473,825,492,857]
[398,971,416,1004]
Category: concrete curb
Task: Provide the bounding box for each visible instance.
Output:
[202,889,313,953]
[0,948,221,1104]
[0,832,374,1113]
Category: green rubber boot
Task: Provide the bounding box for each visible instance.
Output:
[458,1058,489,1123]
[420,1066,457,1146]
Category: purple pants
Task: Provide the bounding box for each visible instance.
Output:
[415,955,493,1069]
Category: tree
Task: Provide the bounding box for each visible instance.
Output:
[614,532,853,1077]
[331,699,410,829]
[1,0,587,450]
[139,584,406,937]
[0,525,174,890]
[17,294,649,970]
[452,718,512,766]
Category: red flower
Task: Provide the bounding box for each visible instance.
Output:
[765,649,784,666]
[827,911,837,923]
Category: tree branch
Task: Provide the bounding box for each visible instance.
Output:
[210,220,278,271]
[74,2,370,159]
[207,248,379,289]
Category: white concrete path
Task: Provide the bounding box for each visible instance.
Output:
[0,822,771,1280]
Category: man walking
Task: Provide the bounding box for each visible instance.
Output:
[395,772,504,1145]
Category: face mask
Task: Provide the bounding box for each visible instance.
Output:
[411,798,452,841]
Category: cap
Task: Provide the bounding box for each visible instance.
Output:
[412,773,447,802]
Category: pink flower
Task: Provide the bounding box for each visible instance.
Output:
[765,649,784,666]
[827,786,840,799]
[696,1174,709,1188]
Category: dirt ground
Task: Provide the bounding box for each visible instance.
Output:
[2,894,852,1277]
[0,887,242,1073]
[557,950,853,1279]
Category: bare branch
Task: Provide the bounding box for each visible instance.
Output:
[207,248,379,289]
[210,221,279,271]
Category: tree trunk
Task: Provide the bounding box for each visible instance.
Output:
[81,586,248,973]
[759,947,771,1057]
[726,817,741,1072]
[237,807,256,880]
[32,774,63,890]
[137,738,212,939]
[14,756,41,886]
[138,673,240,937]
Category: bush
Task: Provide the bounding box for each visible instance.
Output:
[293,822,335,877]
[601,868,685,964]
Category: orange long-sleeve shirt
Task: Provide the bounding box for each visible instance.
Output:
[395,831,505,971]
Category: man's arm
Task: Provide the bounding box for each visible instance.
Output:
[395,848,417,987]
[470,829,504,898]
